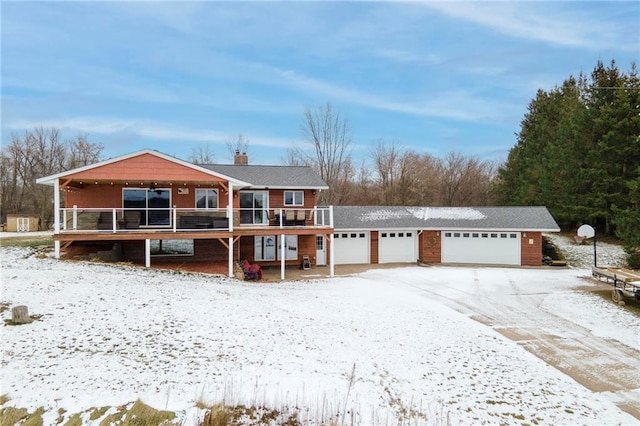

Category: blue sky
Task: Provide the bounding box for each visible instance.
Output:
[2,1,638,166]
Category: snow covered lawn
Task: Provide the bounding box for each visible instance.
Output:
[1,240,639,425]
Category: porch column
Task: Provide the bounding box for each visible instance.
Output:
[227,182,234,232]
[53,179,60,234]
[329,206,335,277]
[281,234,286,280]
[329,233,335,277]
[228,236,234,278]
[145,239,151,267]
[54,241,60,259]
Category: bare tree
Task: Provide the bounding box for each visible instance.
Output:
[371,140,403,205]
[67,133,103,169]
[226,133,250,162]
[188,145,216,164]
[0,127,103,228]
[436,152,497,206]
[300,102,354,205]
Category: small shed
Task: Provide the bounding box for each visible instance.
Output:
[6,214,40,232]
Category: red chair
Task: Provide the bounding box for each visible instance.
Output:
[242,259,262,280]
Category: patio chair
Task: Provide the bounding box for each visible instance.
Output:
[120,211,141,229]
[242,259,262,280]
[296,210,306,225]
[285,210,296,225]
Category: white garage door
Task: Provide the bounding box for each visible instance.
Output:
[379,230,417,263]
[334,231,369,265]
[441,231,521,265]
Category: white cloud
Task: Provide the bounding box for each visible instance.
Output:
[422,2,634,51]
[4,117,296,149]
[275,68,514,122]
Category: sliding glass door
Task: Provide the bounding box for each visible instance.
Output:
[123,188,171,227]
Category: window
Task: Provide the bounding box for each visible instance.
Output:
[399,233,404,237]
[481,233,488,238]
[342,233,348,238]
[510,234,517,239]
[406,232,412,237]
[334,233,340,238]
[284,191,303,206]
[454,233,461,237]
[278,235,298,260]
[151,239,193,256]
[381,233,387,238]
[123,188,171,227]
[463,233,470,238]
[351,233,357,238]
[196,189,218,209]
[472,233,479,238]
[255,236,276,261]
[500,233,507,238]
[390,233,396,237]
[491,233,498,238]
[445,232,452,237]
[239,191,268,225]
[359,233,365,238]
[316,236,324,250]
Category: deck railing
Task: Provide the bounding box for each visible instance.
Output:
[56,206,333,233]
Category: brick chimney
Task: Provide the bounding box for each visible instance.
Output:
[234,150,248,165]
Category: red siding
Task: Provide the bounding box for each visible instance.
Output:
[521,231,542,266]
[67,153,224,182]
[370,231,379,264]
[419,231,441,263]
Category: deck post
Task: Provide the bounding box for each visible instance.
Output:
[53,180,60,234]
[281,234,286,280]
[172,207,177,232]
[228,182,234,232]
[54,241,60,259]
[72,205,78,230]
[145,239,151,267]
[112,208,117,233]
[228,236,234,277]
[329,206,335,277]
[329,233,335,277]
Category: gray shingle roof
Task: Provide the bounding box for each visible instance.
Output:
[333,206,560,231]
[199,164,328,189]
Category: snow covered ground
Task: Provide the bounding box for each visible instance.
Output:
[1,234,639,425]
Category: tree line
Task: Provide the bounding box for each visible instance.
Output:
[285,102,497,207]
[0,127,103,229]
[494,60,639,265]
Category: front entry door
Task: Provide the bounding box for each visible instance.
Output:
[316,235,326,266]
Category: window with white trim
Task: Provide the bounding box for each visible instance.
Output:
[284,191,304,206]
[195,189,218,209]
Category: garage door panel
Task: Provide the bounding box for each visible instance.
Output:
[441,231,520,265]
[334,232,369,265]
[379,231,417,263]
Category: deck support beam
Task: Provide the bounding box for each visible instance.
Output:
[228,236,234,278]
[145,239,151,267]
[281,234,286,280]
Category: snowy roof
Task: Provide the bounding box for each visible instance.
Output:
[333,206,560,231]
[199,164,328,189]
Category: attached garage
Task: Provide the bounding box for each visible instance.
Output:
[332,206,560,267]
[441,231,521,265]
[379,230,418,263]
[334,231,369,265]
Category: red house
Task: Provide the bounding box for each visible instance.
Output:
[36,150,334,279]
